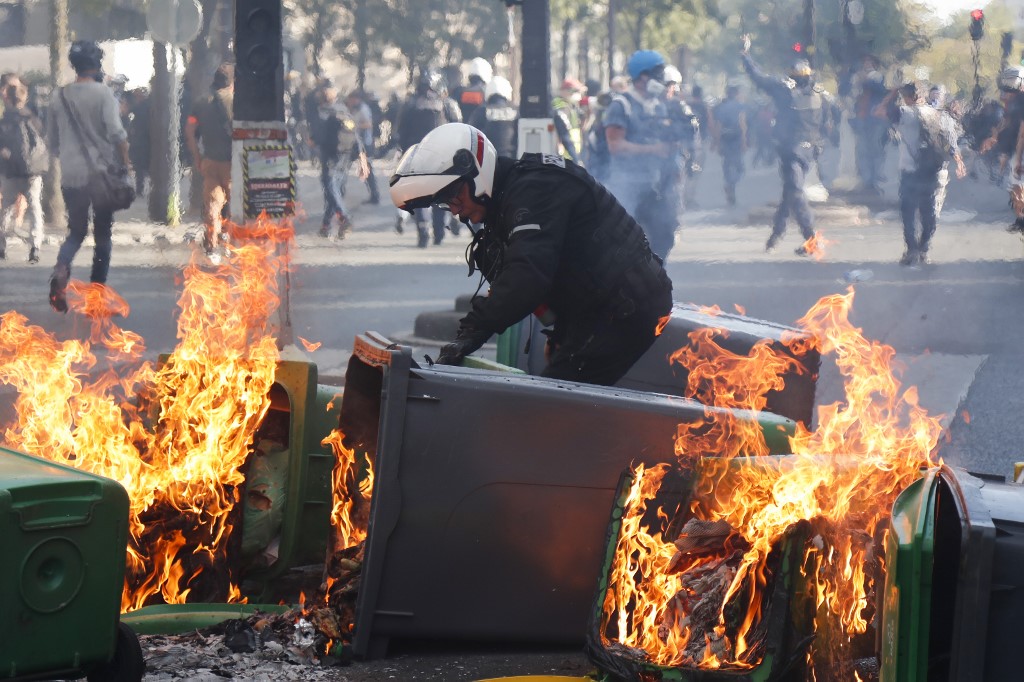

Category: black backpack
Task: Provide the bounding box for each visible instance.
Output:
[915,106,950,174]
[1,112,48,176]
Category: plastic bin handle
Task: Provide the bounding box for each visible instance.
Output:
[14,497,99,529]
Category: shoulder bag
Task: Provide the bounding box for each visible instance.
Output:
[60,87,135,212]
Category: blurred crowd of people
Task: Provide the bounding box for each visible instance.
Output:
[5,39,1024,288]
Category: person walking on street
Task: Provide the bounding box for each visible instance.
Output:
[389,123,673,386]
[345,90,381,204]
[980,66,1024,233]
[185,63,234,258]
[0,81,46,264]
[552,78,585,163]
[851,56,889,195]
[311,88,359,239]
[875,81,966,265]
[395,69,462,247]
[713,83,747,206]
[741,35,836,255]
[46,40,131,312]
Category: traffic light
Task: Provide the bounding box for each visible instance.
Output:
[970,9,985,41]
[792,42,803,53]
[234,0,284,122]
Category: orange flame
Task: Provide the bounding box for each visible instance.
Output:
[800,232,832,260]
[0,214,296,611]
[299,336,322,352]
[601,288,941,671]
[322,428,374,549]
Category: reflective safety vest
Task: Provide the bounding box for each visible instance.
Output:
[552,96,582,160]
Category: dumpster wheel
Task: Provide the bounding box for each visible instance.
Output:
[87,622,145,682]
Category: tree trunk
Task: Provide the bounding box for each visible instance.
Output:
[183,0,221,217]
[149,42,171,223]
[561,18,570,81]
[44,0,67,225]
[355,0,368,92]
[607,0,616,80]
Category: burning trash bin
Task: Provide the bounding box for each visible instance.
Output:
[336,332,802,658]
[585,462,816,682]
[0,447,144,681]
[616,304,820,428]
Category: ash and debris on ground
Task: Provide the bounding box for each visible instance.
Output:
[137,540,590,681]
[140,618,591,682]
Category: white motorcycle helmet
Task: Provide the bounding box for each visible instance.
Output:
[663,65,682,85]
[390,123,498,212]
[467,57,493,83]
[999,65,1024,93]
[484,75,513,101]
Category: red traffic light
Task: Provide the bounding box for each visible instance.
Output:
[792,42,803,52]
[970,8,985,40]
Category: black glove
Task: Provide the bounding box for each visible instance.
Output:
[436,327,491,366]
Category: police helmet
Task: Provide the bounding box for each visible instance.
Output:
[789,60,813,79]
[663,65,682,85]
[484,75,513,101]
[627,50,666,80]
[467,57,493,83]
[390,123,498,212]
[999,66,1024,93]
[417,69,447,96]
[69,40,103,74]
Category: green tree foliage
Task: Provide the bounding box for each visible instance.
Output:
[917,4,1015,100]
[279,0,951,95]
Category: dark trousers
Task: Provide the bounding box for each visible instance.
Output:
[56,186,114,283]
[363,158,380,202]
[772,150,814,240]
[414,206,448,241]
[320,156,348,226]
[899,169,939,254]
[721,137,745,205]
[542,299,671,387]
[635,185,679,261]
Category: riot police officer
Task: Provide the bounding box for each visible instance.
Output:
[741,35,836,254]
[467,75,518,158]
[604,50,676,259]
[641,65,698,260]
[453,58,491,123]
[713,82,747,206]
[389,123,673,386]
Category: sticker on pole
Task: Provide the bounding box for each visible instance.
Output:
[242,145,296,218]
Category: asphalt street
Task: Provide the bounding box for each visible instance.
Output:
[1,144,1022,680]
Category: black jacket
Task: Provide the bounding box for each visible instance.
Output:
[462,154,673,339]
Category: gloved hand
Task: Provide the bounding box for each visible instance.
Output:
[436,327,491,366]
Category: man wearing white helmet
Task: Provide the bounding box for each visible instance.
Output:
[389,122,673,385]
[454,57,492,122]
[468,75,517,157]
